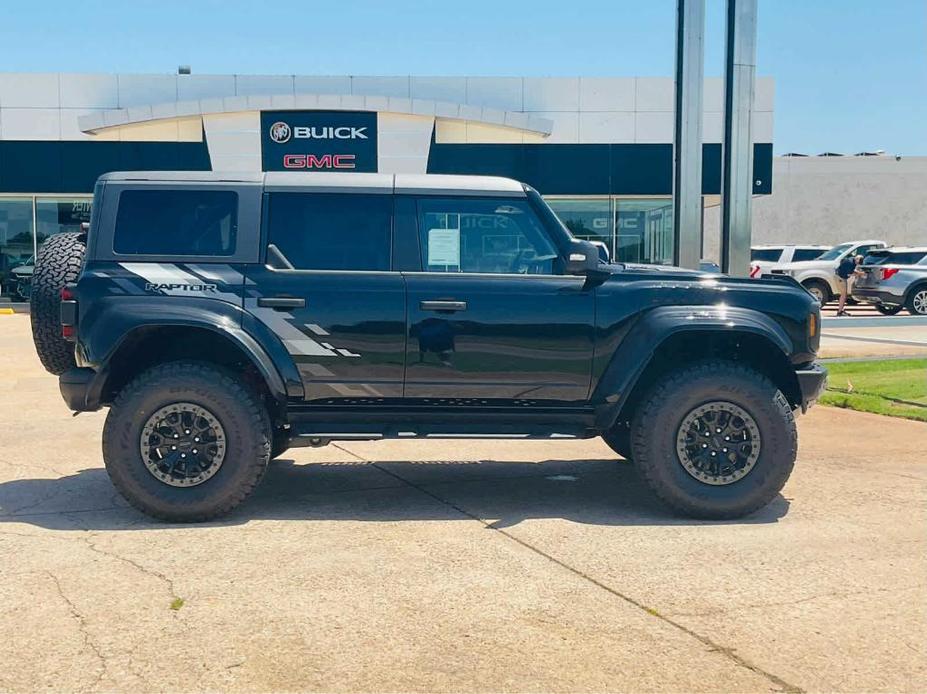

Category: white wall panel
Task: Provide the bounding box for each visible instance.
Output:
[579,77,635,111]
[523,77,580,112]
[202,111,261,171]
[117,74,177,108]
[465,123,524,144]
[634,111,674,143]
[177,74,236,101]
[295,75,351,94]
[526,112,579,143]
[579,112,634,143]
[752,110,774,143]
[59,73,118,108]
[434,119,467,143]
[351,76,410,98]
[410,76,467,103]
[703,111,723,142]
[0,73,59,108]
[635,78,674,112]
[703,77,724,112]
[377,112,434,175]
[0,108,60,139]
[236,74,294,96]
[465,77,523,111]
[755,77,775,113]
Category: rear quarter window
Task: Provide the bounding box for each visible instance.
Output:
[113,189,238,256]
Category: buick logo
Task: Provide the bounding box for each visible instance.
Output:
[269,121,291,143]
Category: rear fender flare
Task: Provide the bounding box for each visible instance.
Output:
[80,297,303,405]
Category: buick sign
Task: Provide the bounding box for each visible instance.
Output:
[261,111,378,172]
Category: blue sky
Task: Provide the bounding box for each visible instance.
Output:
[1,0,924,154]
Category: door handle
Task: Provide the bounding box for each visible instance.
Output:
[258,297,306,310]
[420,300,467,312]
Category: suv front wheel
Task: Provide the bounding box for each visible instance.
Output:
[103,362,271,522]
[630,361,797,519]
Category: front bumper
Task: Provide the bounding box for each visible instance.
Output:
[59,367,102,412]
[795,363,828,412]
[852,287,903,305]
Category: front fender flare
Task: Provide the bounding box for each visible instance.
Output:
[591,305,793,428]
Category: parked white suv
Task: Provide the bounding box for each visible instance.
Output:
[749,245,829,279]
[770,240,887,304]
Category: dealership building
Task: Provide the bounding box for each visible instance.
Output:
[2,69,922,304]
[0,70,781,301]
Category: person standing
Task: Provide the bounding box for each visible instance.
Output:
[835,254,864,316]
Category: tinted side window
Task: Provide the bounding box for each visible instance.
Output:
[750,248,781,262]
[886,251,927,265]
[417,197,558,275]
[114,189,237,256]
[792,248,825,262]
[266,193,391,271]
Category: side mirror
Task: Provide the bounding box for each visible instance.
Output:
[590,240,611,263]
[566,239,608,282]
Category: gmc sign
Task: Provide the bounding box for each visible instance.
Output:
[261,111,378,172]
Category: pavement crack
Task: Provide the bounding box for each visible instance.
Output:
[45,570,107,691]
[356,454,805,694]
[75,531,181,608]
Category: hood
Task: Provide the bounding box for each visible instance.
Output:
[619,262,709,276]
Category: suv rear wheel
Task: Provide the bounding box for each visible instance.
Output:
[103,362,271,522]
[30,232,86,375]
[906,286,927,316]
[630,361,797,519]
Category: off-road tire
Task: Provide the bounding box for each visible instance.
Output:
[602,421,633,462]
[102,362,271,522]
[802,279,831,305]
[905,285,927,316]
[271,428,290,459]
[875,303,903,316]
[630,360,797,519]
[30,232,86,375]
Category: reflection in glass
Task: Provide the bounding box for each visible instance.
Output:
[615,199,674,265]
[0,198,35,301]
[36,197,92,247]
[545,198,613,255]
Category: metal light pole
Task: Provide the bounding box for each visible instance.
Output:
[673,0,706,270]
[720,0,758,275]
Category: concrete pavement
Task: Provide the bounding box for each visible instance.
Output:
[0,313,925,692]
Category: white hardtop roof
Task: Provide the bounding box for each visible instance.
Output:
[98,171,526,195]
[752,244,830,249]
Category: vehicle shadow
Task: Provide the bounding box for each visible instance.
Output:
[0,457,790,531]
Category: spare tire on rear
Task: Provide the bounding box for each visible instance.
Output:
[31,232,86,375]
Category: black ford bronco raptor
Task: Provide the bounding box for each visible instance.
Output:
[30,171,826,522]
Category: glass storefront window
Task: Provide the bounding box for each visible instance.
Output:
[545,198,613,255]
[0,198,35,302]
[615,199,674,265]
[0,196,92,302]
[36,197,92,247]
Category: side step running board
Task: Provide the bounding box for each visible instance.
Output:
[289,427,596,448]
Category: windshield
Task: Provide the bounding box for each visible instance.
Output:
[817,243,854,261]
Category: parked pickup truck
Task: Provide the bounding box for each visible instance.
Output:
[29,171,826,522]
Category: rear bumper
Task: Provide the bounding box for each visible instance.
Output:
[795,363,828,412]
[852,287,903,304]
[59,367,102,412]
